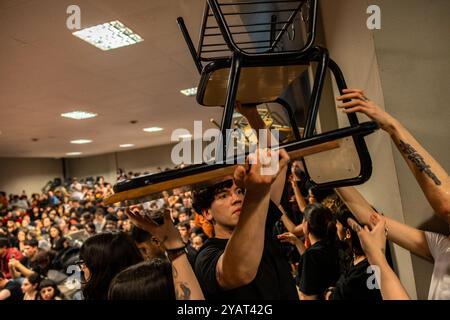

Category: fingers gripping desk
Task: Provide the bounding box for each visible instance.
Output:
[105,0,379,205]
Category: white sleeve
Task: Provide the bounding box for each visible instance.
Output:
[424,231,446,259]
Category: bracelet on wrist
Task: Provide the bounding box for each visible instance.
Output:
[165,245,187,262]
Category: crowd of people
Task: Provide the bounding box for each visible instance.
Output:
[0,89,448,301]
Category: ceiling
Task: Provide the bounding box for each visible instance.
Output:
[0,0,224,158]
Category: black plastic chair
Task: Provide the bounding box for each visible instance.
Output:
[106,0,378,205]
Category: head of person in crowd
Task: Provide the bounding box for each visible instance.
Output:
[49,225,62,240]
[322,193,343,214]
[23,238,39,259]
[79,232,143,300]
[178,210,189,223]
[108,259,175,300]
[177,220,191,243]
[0,237,10,258]
[84,222,96,235]
[104,214,118,232]
[189,226,203,240]
[307,187,333,205]
[42,217,52,230]
[80,212,92,225]
[130,226,166,261]
[335,205,365,259]
[39,279,60,300]
[302,203,337,245]
[17,228,27,243]
[191,233,208,252]
[22,272,41,300]
[193,178,244,237]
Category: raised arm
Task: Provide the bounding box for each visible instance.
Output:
[337,88,450,220]
[217,149,290,289]
[126,208,204,300]
[336,186,432,261]
[236,102,285,205]
[348,215,410,300]
[277,203,304,237]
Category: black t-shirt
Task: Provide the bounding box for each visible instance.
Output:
[194,201,298,300]
[297,240,340,298]
[4,280,24,301]
[331,258,382,300]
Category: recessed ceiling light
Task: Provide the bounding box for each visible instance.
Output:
[61,111,98,120]
[119,144,135,148]
[70,139,92,144]
[73,20,144,51]
[180,87,197,97]
[66,152,82,156]
[143,127,163,133]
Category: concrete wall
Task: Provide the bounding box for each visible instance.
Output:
[319,0,418,298]
[0,157,63,194]
[371,0,450,299]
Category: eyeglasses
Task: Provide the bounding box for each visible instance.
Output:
[75,259,86,269]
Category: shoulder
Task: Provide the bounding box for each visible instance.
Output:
[195,239,226,267]
[424,231,450,254]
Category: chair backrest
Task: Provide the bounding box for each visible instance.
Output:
[197,0,317,61]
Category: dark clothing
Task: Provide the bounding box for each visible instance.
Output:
[331,258,382,300]
[298,240,340,298]
[186,244,198,268]
[3,280,24,300]
[194,201,298,300]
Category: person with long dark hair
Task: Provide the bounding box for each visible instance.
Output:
[22,272,42,300]
[78,232,143,300]
[326,205,382,300]
[278,203,340,300]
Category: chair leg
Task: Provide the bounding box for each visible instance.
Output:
[219,53,243,163]
[303,47,329,138]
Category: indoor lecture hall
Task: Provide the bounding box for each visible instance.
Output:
[0,0,448,310]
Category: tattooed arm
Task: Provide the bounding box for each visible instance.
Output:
[126,207,204,300]
[337,89,450,221]
[171,254,204,300]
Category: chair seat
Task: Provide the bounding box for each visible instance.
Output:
[198,64,309,106]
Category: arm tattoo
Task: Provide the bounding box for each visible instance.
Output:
[175,282,191,300]
[398,140,441,186]
[172,266,191,300]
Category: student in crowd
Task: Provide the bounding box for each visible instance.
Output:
[326,205,382,300]
[22,272,41,300]
[336,88,449,300]
[49,225,65,252]
[39,278,62,300]
[111,207,204,300]
[348,215,410,299]
[278,203,340,299]
[0,271,23,300]
[191,233,208,252]
[0,237,23,279]
[78,232,143,300]
[130,226,166,261]
[193,148,297,300]
[9,238,39,279]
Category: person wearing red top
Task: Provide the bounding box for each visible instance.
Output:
[0,237,23,279]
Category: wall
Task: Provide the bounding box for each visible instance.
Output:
[319,0,418,298]
[64,143,185,184]
[0,157,63,194]
[371,0,450,299]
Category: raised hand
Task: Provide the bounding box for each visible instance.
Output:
[337,88,396,132]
